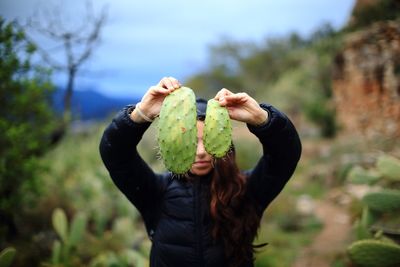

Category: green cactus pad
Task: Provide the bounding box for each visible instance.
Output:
[52,208,68,243]
[157,87,197,174]
[0,247,16,267]
[203,99,232,158]
[348,239,400,267]
[376,155,400,181]
[347,166,380,185]
[69,213,87,246]
[362,190,400,213]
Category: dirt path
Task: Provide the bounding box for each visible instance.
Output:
[292,199,351,267]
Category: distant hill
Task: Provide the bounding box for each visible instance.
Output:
[53,89,139,120]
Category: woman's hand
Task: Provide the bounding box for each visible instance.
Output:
[131,77,181,123]
[214,88,268,126]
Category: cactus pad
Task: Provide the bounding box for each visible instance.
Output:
[203,99,232,158]
[347,166,380,185]
[376,155,400,181]
[0,247,16,267]
[362,190,400,213]
[157,87,197,174]
[348,239,400,267]
[52,208,68,243]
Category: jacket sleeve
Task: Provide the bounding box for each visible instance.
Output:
[245,103,302,214]
[99,105,165,216]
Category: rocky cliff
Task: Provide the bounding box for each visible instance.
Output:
[332,20,400,139]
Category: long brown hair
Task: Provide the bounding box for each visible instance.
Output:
[210,148,263,267]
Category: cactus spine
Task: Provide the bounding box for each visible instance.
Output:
[157,87,197,174]
[203,99,232,158]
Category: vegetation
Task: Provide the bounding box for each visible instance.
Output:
[346,155,400,267]
[2,1,400,266]
[0,17,55,247]
[346,0,400,31]
[186,24,341,138]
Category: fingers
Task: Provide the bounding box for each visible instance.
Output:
[214,88,234,106]
[158,76,181,91]
[225,93,247,104]
[216,90,248,106]
[149,85,170,95]
[214,88,233,100]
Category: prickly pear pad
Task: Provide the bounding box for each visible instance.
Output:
[203,99,232,158]
[157,87,197,174]
[348,239,400,267]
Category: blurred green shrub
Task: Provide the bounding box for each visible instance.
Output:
[0,17,55,245]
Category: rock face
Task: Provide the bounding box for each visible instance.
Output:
[333,21,400,139]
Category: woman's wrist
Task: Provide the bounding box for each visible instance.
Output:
[250,109,269,127]
[130,103,155,123]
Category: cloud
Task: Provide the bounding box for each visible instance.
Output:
[0,0,355,97]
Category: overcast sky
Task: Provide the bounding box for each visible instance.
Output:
[1,0,355,99]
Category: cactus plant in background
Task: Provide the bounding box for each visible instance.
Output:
[0,247,16,267]
[89,249,148,267]
[347,154,400,266]
[376,155,400,181]
[203,99,232,158]
[51,208,87,265]
[354,206,375,240]
[347,166,380,185]
[362,190,400,213]
[348,239,400,267]
[157,86,198,174]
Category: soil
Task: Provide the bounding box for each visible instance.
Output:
[292,198,352,267]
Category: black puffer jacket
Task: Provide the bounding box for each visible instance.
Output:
[99,103,301,267]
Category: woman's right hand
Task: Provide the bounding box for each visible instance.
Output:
[131,77,181,123]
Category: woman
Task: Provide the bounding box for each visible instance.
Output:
[99,77,302,267]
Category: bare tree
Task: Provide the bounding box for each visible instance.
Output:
[27,0,108,123]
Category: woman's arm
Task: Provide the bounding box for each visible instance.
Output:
[246,104,301,213]
[214,89,302,213]
[100,105,160,214]
[99,77,182,214]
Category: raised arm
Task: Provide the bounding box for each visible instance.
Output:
[214,89,302,213]
[99,77,182,215]
[246,104,301,213]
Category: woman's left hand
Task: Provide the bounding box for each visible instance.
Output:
[214,88,269,126]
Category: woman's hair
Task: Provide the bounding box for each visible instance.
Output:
[210,148,263,267]
[195,98,263,266]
